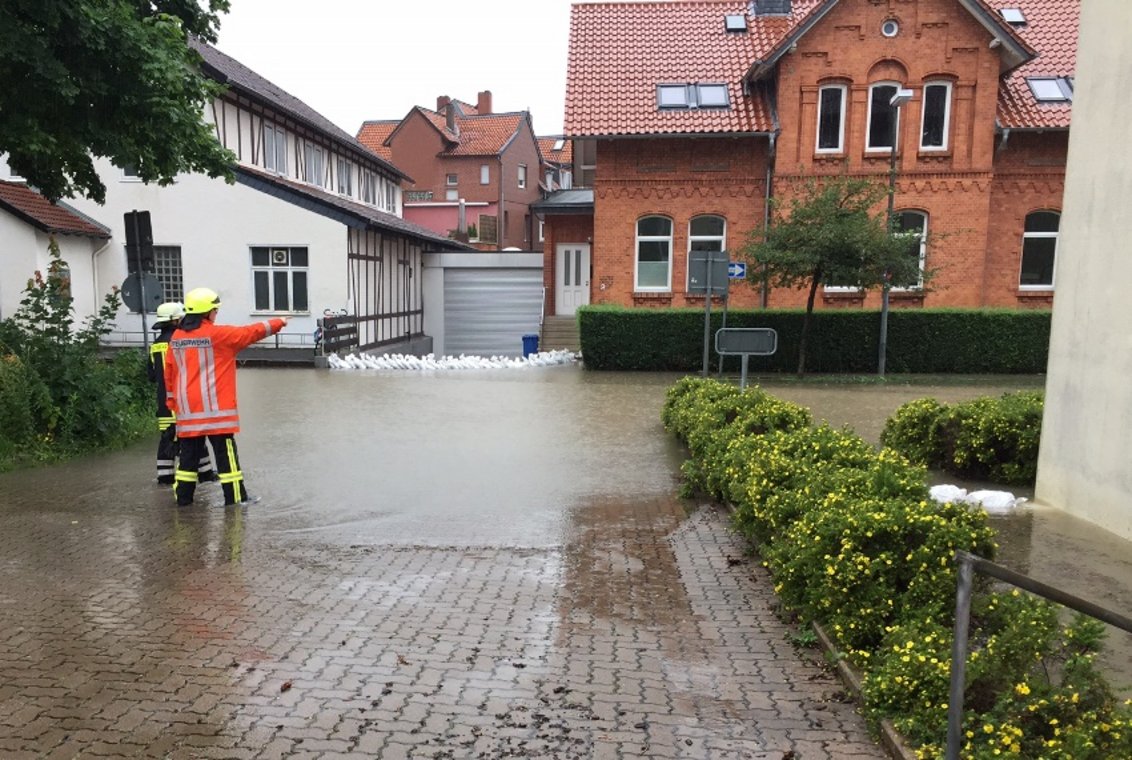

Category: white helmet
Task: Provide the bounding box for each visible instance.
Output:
[156,301,185,321]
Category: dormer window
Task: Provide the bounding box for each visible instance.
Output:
[657,83,731,110]
[1027,77,1073,102]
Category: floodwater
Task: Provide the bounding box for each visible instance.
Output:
[1,364,1129,743]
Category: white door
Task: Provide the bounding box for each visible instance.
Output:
[555,244,590,315]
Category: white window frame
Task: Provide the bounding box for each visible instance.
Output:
[302,141,326,187]
[1019,211,1060,289]
[385,183,397,213]
[361,170,376,204]
[891,210,928,291]
[816,84,847,153]
[538,220,545,242]
[336,157,353,196]
[263,123,287,174]
[480,164,490,184]
[634,215,673,292]
[250,246,310,314]
[446,173,458,186]
[866,81,900,153]
[445,189,459,201]
[518,164,527,189]
[919,81,952,151]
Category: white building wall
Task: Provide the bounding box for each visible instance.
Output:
[1035,0,1132,539]
[66,158,345,347]
[0,212,105,324]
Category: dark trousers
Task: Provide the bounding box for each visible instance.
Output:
[157,416,216,485]
[175,434,247,506]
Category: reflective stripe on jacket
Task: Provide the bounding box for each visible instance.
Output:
[164,318,285,437]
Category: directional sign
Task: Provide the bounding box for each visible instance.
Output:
[728,261,746,279]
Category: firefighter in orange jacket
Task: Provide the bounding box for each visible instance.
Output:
[148,301,216,485]
[164,287,288,506]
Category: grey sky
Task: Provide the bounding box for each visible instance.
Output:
[213,0,576,138]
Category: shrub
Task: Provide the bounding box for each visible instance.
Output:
[664,377,1131,758]
[882,391,1043,485]
[0,238,152,469]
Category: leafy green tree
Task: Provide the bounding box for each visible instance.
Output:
[740,176,926,375]
[0,0,236,203]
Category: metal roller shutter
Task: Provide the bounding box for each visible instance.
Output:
[443,268,543,357]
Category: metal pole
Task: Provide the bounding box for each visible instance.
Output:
[946,554,975,760]
[717,292,729,377]
[879,103,899,376]
[131,211,150,352]
[739,353,749,390]
[701,254,713,377]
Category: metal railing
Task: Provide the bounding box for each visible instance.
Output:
[101,329,317,348]
[946,551,1132,759]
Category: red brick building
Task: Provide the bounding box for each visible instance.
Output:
[358,91,544,251]
[538,0,1076,317]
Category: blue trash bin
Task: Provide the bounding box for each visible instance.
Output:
[522,334,539,357]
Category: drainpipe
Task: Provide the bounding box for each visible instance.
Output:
[761,130,778,309]
[498,155,505,248]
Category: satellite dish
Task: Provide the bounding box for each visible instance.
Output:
[120,272,164,312]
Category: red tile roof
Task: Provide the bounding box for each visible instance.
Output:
[356,120,398,161]
[564,0,1075,137]
[538,137,574,165]
[0,181,110,237]
[989,0,1078,129]
[564,1,781,137]
[445,112,527,156]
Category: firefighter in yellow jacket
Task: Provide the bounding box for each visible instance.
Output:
[147,302,215,485]
[164,288,287,506]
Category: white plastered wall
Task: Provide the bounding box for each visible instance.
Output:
[1035,0,1132,539]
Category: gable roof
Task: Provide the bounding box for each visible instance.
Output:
[370,104,531,158]
[566,1,775,137]
[355,120,398,162]
[0,181,110,238]
[565,0,1073,138]
[196,40,409,180]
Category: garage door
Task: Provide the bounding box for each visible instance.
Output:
[443,268,544,357]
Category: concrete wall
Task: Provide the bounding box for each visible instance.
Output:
[1036,0,1132,540]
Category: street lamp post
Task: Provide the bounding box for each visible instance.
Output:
[879,88,914,377]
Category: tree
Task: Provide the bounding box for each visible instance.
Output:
[0,0,236,203]
[740,176,926,375]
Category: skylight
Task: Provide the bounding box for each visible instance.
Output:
[552,138,566,151]
[724,14,747,32]
[1027,77,1073,102]
[1000,8,1026,25]
[656,84,731,110]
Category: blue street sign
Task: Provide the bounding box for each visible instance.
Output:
[728,261,746,279]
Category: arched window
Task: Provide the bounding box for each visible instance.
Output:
[920,80,952,151]
[635,216,673,290]
[892,210,928,289]
[816,84,847,153]
[867,82,900,151]
[1019,211,1059,288]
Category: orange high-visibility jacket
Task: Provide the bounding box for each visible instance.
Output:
[164,318,286,437]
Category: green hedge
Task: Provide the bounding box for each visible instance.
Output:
[578,305,1050,373]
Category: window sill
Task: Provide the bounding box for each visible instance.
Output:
[1016,288,1054,299]
[683,293,726,304]
[632,291,673,305]
[813,152,847,162]
[917,149,951,159]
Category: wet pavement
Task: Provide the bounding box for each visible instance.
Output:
[0,366,1123,758]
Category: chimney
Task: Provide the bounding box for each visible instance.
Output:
[477,90,493,115]
[751,0,792,15]
[436,95,451,112]
[445,102,458,135]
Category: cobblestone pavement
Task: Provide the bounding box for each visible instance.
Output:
[0,486,887,759]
